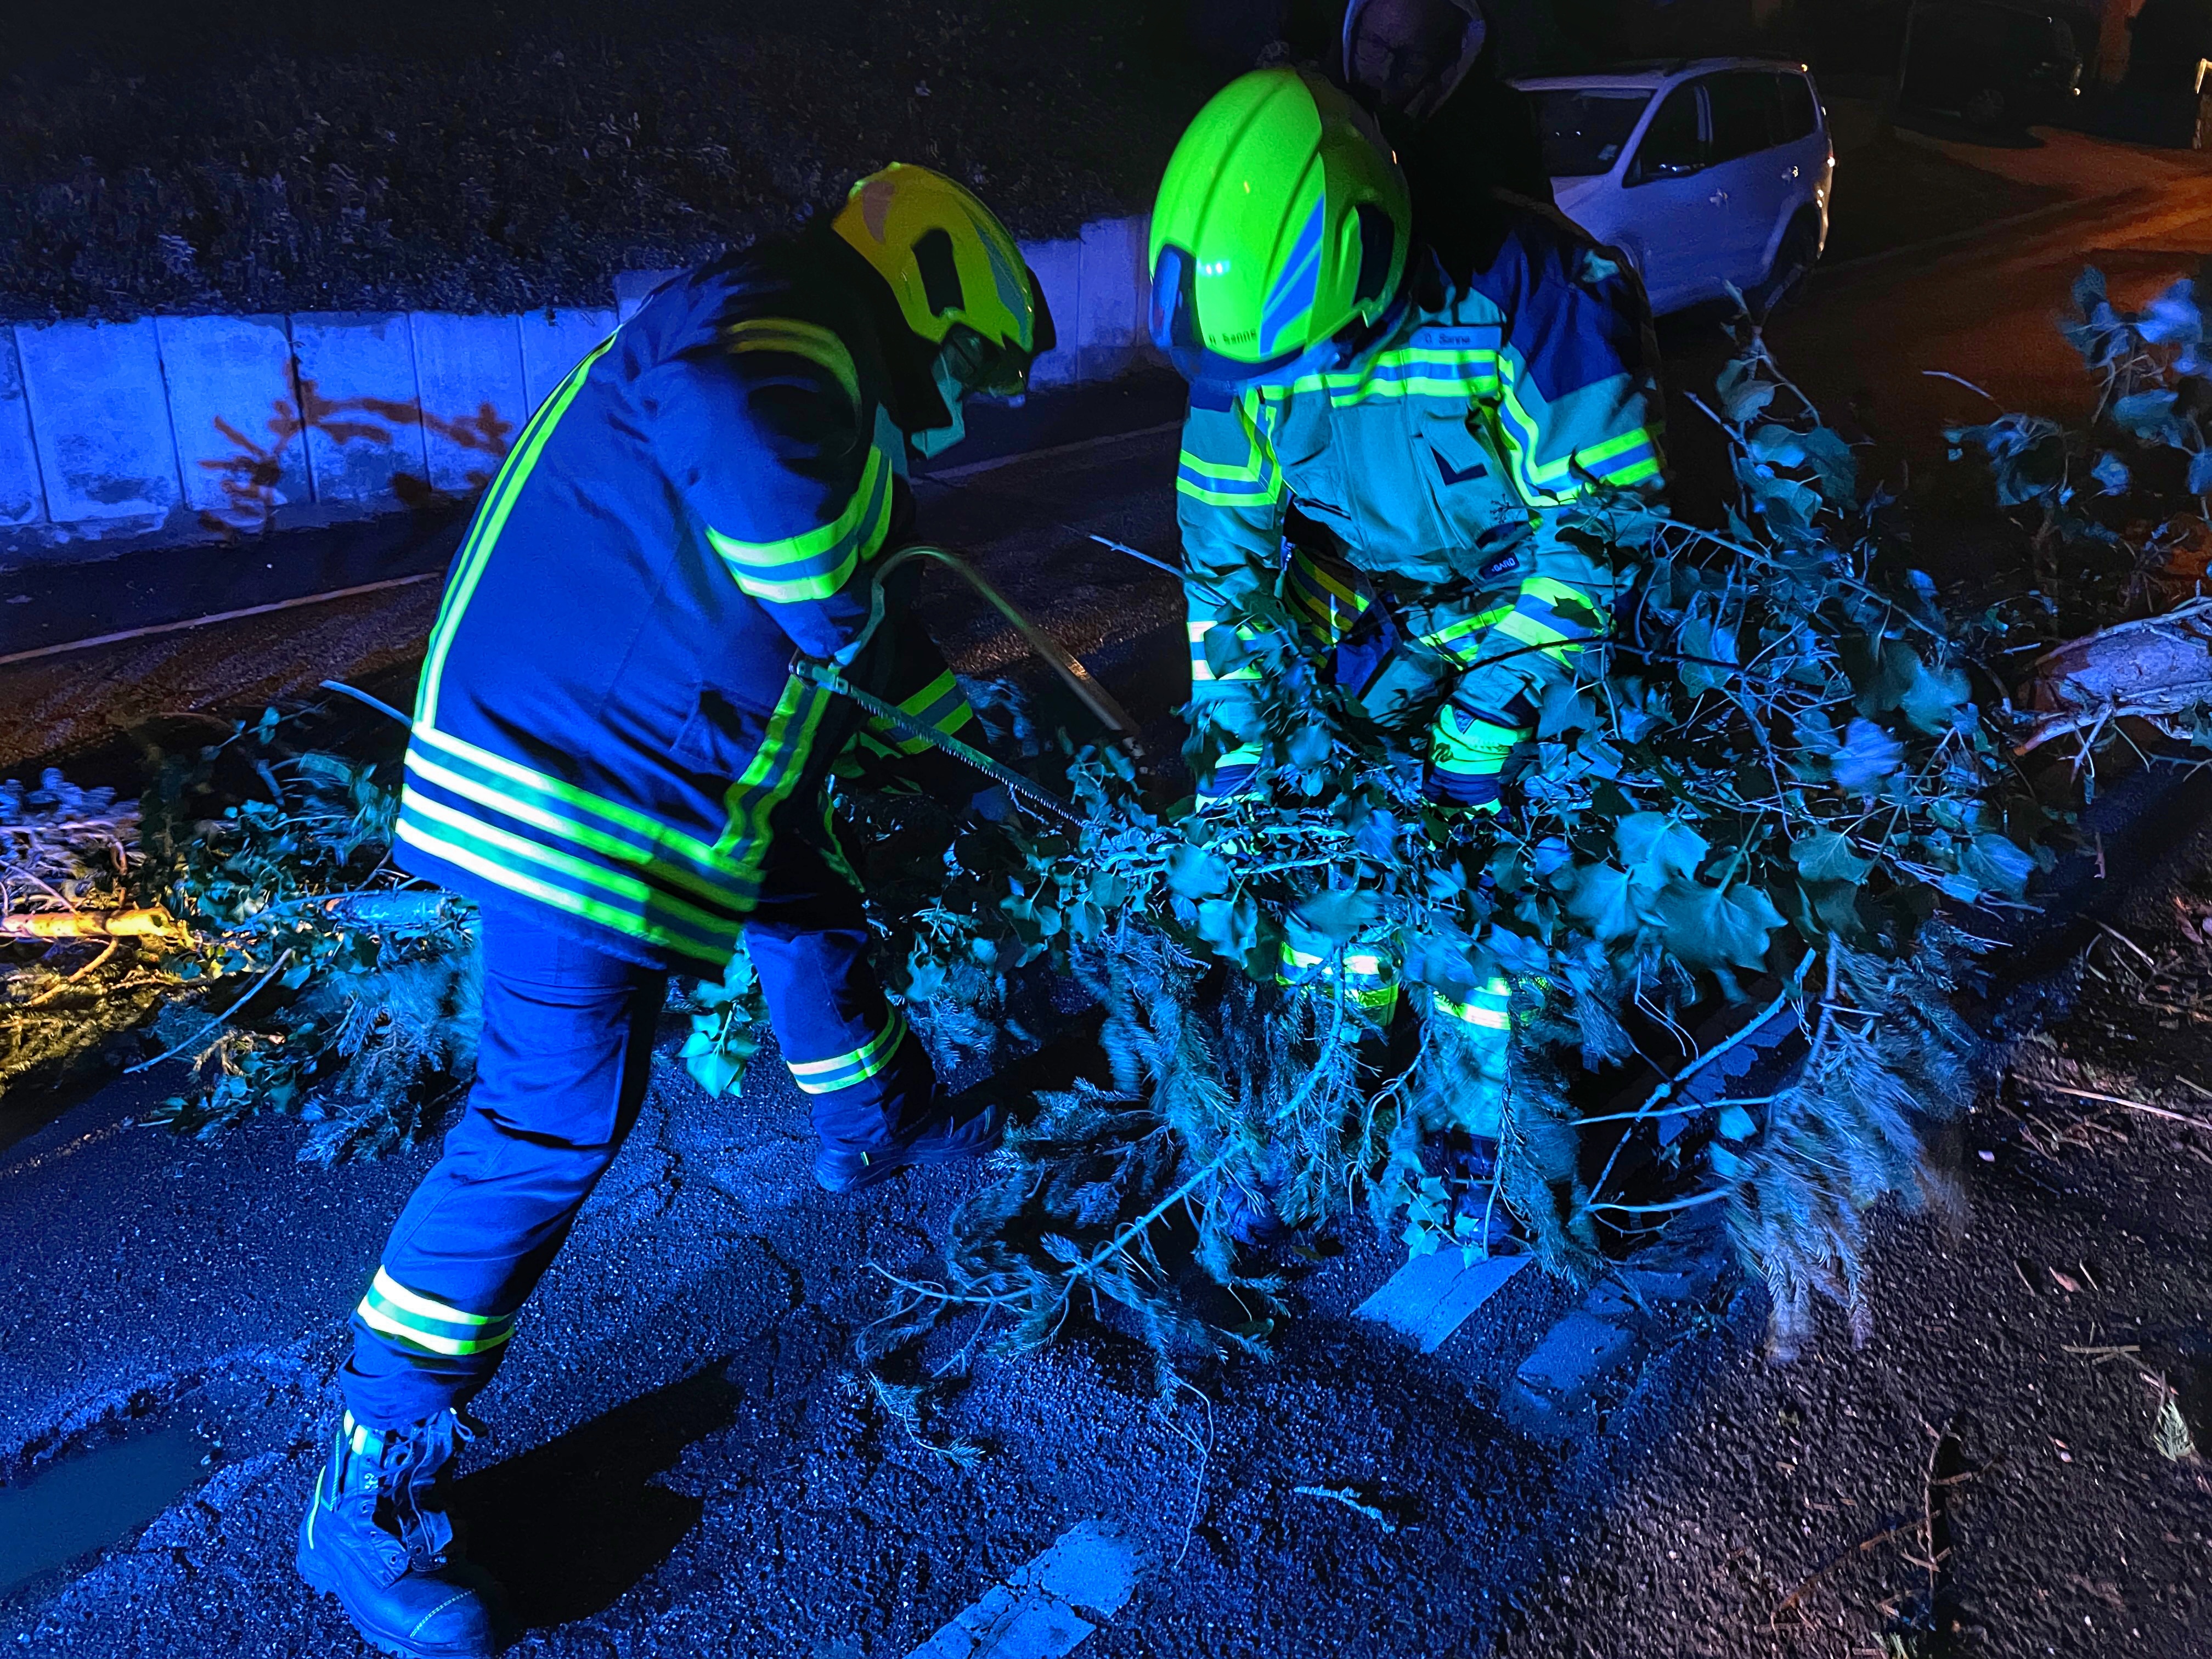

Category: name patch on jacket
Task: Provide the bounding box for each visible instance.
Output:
[1408,324,1502,356]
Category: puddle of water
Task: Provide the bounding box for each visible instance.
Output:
[0,1425,212,1596]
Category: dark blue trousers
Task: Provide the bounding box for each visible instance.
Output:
[343,843,935,1427]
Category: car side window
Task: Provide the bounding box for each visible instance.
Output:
[1776,74,1818,142]
[1628,83,1704,184]
[1705,71,1784,163]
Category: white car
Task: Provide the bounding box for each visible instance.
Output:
[1513,59,1835,317]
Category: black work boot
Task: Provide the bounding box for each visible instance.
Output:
[296,1409,501,1658]
[814,1097,1002,1193]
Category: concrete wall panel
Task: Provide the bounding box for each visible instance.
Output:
[1076,215,1152,381]
[15,319,180,525]
[519,308,619,411]
[1020,237,1082,391]
[0,332,45,527]
[155,314,308,531]
[409,313,528,496]
[289,313,430,505]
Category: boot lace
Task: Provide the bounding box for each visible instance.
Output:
[377,1409,481,1571]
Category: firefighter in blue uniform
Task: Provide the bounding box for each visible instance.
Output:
[1152,69,1664,1110]
[296,164,1050,1658]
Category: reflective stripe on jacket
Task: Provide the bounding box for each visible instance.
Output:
[397,229,969,969]
[1176,206,1664,812]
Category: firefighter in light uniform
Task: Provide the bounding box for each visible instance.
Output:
[1151,69,1664,1104]
[295,165,1049,1658]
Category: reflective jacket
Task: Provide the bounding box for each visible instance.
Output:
[1176,207,1664,811]
[396,229,974,970]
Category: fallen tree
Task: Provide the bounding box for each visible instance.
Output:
[5,267,2207,1365]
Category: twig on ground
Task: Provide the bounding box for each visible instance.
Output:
[124,949,294,1075]
[1769,1517,1922,1628]
[2093,921,2159,970]
[2036,1082,2205,1126]
[2062,1342,2142,1363]
[1161,1376,1213,1568]
[1291,1484,1398,1533]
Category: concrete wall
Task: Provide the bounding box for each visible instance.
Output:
[0,215,1158,565]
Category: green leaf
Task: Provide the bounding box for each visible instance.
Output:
[1678,610,1739,695]
[1200,624,1249,680]
[1165,845,1232,900]
[1285,723,1332,768]
[1717,364,1776,424]
[1196,893,1262,960]
[1564,864,1638,943]
[1961,832,2034,901]
[1716,1104,1758,1142]
[1616,813,1708,890]
[1831,719,1904,791]
[1795,425,1858,505]
[2112,388,2178,438]
[1899,658,1973,736]
[1293,888,1380,944]
[1651,879,1785,970]
[682,1040,746,1099]
[1792,831,1871,884]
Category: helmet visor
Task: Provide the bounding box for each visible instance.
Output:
[1149,244,1316,392]
[947,266,1056,399]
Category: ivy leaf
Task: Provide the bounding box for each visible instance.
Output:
[2190,450,2212,497]
[1792,831,1871,884]
[1616,813,1708,890]
[2139,278,2200,345]
[1831,719,1905,791]
[1201,624,1249,680]
[1286,722,1333,768]
[1564,864,1639,943]
[2091,450,2131,494]
[1352,806,1400,860]
[2112,388,2179,439]
[1197,893,1262,961]
[1165,845,1232,900]
[1678,610,1739,695]
[1899,657,1973,735]
[1800,878,1864,938]
[1717,1104,1758,1141]
[1717,355,1776,423]
[1961,832,2034,901]
[1796,425,1858,505]
[1293,888,1380,944]
[1651,879,1785,970]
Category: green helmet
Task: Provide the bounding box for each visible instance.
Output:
[1149,68,1412,388]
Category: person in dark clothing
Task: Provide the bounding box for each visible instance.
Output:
[1335,0,1556,282]
[2129,0,2212,92]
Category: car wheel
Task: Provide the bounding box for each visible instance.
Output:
[1750,216,1820,317]
[1963,85,2007,127]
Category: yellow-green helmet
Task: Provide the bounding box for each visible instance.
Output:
[834,163,1054,394]
[1149,69,1411,387]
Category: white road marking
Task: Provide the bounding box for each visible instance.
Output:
[1357,1250,1531,1355]
[904,1520,1146,1659]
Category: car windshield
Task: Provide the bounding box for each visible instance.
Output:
[1528,87,1654,177]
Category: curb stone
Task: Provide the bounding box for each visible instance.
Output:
[1502,1221,1734,1445]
